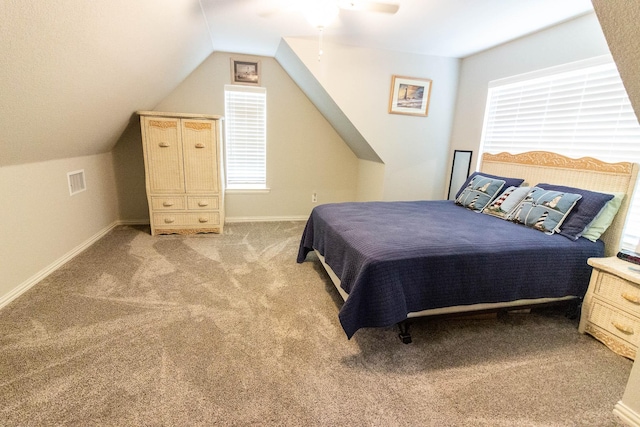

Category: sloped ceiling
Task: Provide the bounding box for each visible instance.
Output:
[1,0,595,167]
[0,0,214,166]
[201,0,594,58]
[592,0,640,119]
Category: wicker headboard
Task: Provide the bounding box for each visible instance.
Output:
[479,151,638,257]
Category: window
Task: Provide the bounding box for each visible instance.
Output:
[479,55,640,249]
[224,85,267,189]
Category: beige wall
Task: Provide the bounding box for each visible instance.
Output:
[284,38,460,202]
[356,160,385,202]
[0,153,120,305]
[112,115,150,222]
[447,13,610,181]
[115,52,359,221]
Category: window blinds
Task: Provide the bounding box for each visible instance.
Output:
[224,85,267,189]
[480,56,640,250]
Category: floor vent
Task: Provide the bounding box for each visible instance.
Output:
[67,170,86,196]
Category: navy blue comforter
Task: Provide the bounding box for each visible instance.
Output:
[297,201,604,338]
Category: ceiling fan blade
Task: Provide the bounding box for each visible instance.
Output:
[337,1,400,14]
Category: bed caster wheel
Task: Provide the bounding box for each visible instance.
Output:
[398,321,412,344]
[399,333,412,344]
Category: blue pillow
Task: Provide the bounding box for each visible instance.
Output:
[537,184,614,240]
[455,171,524,199]
[510,187,582,234]
[456,175,505,211]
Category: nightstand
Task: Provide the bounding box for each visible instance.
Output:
[579,257,640,360]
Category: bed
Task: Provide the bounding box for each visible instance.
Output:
[297,151,638,341]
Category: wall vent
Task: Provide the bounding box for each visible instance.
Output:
[67,169,86,196]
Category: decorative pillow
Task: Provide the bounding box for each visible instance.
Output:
[510,187,582,234]
[581,192,625,242]
[455,171,524,199]
[455,175,505,211]
[537,184,614,240]
[483,186,531,219]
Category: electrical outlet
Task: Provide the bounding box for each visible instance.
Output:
[312,192,317,203]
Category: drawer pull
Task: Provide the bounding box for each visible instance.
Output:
[198,217,209,223]
[612,321,634,335]
[195,143,205,148]
[162,201,174,207]
[198,201,209,207]
[164,217,175,224]
[159,142,170,147]
[622,292,640,304]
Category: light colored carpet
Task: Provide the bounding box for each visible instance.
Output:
[0,222,633,426]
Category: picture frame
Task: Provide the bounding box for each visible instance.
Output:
[388,75,432,116]
[231,58,261,86]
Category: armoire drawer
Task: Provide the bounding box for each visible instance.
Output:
[153,212,221,227]
[151,196,186,210]
[187,196,219,210]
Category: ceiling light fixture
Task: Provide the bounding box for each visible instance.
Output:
[302,1,340,28]
[301,1,340,61]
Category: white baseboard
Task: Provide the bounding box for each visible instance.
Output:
[614,401,640,427]
[118,219,150,225]
[0,220,136,311]
[225,215,307,223]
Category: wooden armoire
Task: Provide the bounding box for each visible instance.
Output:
[138,111,224,235]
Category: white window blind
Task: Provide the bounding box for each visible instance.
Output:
[224,85,266,189]
[480,56,640,250]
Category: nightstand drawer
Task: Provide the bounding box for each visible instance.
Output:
[590,300,640,348]
[594,272,640,314]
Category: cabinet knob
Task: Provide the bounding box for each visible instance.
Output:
[159,142,170,147]
[195,143,205,148]
[198,201,209,207]
[164,217,175,224]
[162,201,174,207]
[198,217,209,223]
[612,321,634,335]
[621,292,640,304]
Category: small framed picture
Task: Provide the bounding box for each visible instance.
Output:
[388,75,432,116]
[231,58,261,86]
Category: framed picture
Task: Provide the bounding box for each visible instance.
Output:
[231,58,261,86]
[388,75,432,116]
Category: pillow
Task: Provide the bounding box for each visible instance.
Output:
[483,186,531,219]
[455,171,524,199]
[581,192,625,242]
[537,184,614,240]
[510,187,582,234]
[455,175,506,211]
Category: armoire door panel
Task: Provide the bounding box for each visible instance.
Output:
[182,120,219,193]
[144,118,185,193]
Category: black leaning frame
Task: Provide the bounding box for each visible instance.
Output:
[447,150,473,200]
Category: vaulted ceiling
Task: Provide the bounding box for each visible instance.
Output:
[203,0,593,57]
[1,0,594,167]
